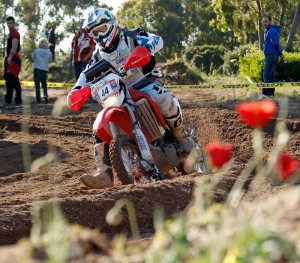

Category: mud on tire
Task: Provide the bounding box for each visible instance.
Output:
[109,135,145,185]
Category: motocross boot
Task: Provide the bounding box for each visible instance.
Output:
[80,143,114,189]
[165,109,195,153]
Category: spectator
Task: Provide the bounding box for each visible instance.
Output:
[48,25,56,62]
[260,15,286,99]
[1,16,22,109]
[69,19,95,80]
[32,37,53,103]
[43,28,49,40]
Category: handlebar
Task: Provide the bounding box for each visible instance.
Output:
[83,59,112,81]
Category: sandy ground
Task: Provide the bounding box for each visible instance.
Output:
[0,87,299,261]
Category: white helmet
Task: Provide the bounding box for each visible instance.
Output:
[83,8,119,49]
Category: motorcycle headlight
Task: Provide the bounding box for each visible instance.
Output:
[103,93,118,107]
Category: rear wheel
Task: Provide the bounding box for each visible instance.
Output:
[109,135,155,185]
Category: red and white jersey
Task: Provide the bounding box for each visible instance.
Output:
[71,32,95,64]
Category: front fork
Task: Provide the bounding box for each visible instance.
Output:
[131,124,163,181]
[109,108,163,181]
[126,96,163,181]
[189,125,208,174]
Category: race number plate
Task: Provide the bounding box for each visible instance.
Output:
[91,74,119,103]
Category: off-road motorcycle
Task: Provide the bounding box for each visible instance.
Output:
[67,46,209,185]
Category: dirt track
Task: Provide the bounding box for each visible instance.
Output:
[0,88,299,249]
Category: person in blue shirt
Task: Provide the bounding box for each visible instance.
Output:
[261,15,286,99]
[43,29,49,40]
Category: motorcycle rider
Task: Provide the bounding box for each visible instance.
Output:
[71,8,195,189]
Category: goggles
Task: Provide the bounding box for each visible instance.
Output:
[90,23,110,39]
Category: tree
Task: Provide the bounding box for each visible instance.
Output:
[0,0,14,56]
[151,0,185,59]
[212,0,273,48]
[14,0,98,61]
[286,0,300,51]
[118,0,185,60]
[212,0,299,50]
[183,0,229,48]
[279,0,288,26]
[15,0,41,61]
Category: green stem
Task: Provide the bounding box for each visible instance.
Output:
[114,198,140,239]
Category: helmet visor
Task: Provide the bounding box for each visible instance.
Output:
[90,24,110,38]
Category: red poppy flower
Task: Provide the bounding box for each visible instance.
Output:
[204,140,234,169]
[276,152,299,181]
[235,100,277,128]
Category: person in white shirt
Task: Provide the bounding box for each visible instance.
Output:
[32,37,53,103]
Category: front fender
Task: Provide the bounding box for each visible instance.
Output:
[93,107,134,144]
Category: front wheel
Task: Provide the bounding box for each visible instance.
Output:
[109,135,155,185]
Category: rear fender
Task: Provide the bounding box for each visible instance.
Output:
[93,107,134,144]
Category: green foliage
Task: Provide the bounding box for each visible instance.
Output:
[212,0,300,51]
[118,0,185,61]
[184,0,229,49]
[19,58,33,80]
[142,200,299,262]
[239,51,265,82]
[1,0,300,80]
[1,0,299,64]
[240,51,300,82]
[0,0,14,54]
[117,0,147,29]
[276,52,300,82]
[184,45,226,74]
[48,50,73,82]
[48,63,73,82]
[0,56,3,79]
[22,32,39,64]
[223,44,259,75]
[212,0,237,32]
[117,0,300,60]
[31,202,71,262]
[12,0,98,61]
[212,0,259,43]
[18,49,73,82]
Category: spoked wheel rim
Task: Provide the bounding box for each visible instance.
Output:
[120,146,151,183]
[110,135,153,185]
